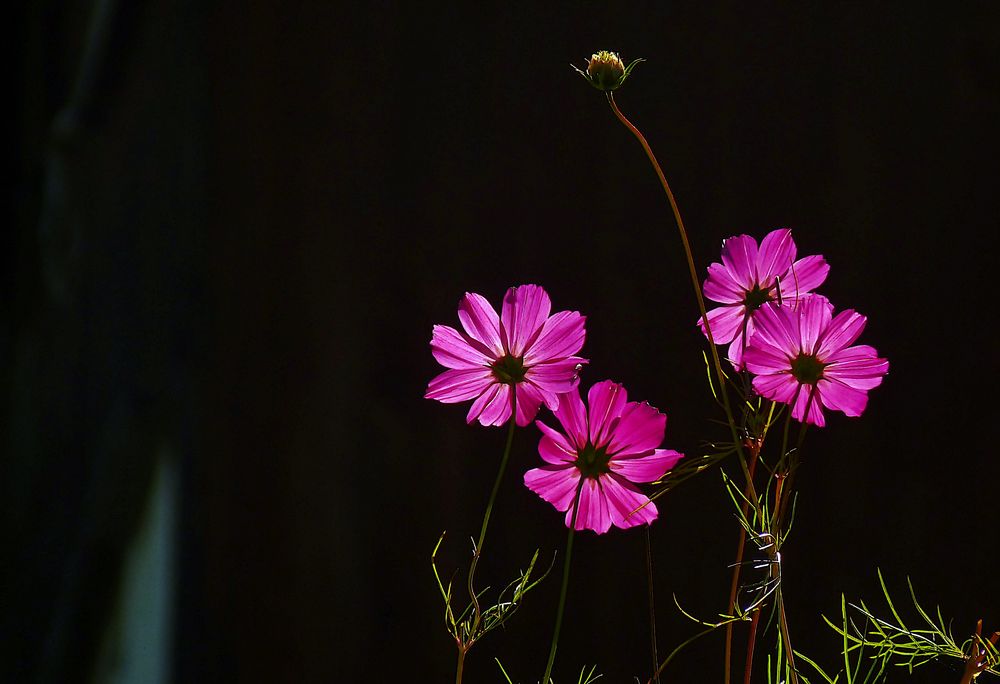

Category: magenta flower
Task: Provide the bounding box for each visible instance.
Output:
[425,284,588,427]
[699,228,830,367]
[524,380,683,534]
[743,297,889,427]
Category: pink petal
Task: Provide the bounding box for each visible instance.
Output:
[552,385,589,449]
[751,372,800,405]
[603,474,658,528]
[525,464,580,511]
[791,385,825,427]
[611,448,683,483]
[817,309,867,358]
[457,292,503,355]
[568,478,612,534]
[698,304,747,345]
[430,325,494,369]
[824,347,888,390]
[798,296,832,355]
[425,368,494,403]
[720,235,760,290]
[500,284,551,357]
[751,302,799,356]
[523,310,586,365]
[744,336,792,376]
[726,315,759,369]
[605,401,667,457]
[536,420,579,464]
[756,229,797,284]
[468,383,513,426]
[513,382,545,426]
[817,378,869,417]
[587,380,628,448]
[782,255,829,296]
[525,358,586,406]
[703,262,748,304]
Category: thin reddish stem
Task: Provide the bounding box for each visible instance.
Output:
[604,92,756,479]
[744,609,761,684]
[724,446,760,684]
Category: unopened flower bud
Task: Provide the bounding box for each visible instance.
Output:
[572,50,644,91]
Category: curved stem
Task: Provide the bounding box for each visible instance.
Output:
[466,397,518,635]
[604,92,757,502]
[542,479,585,684]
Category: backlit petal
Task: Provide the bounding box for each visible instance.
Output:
[569,478,612,534]
[500,284,551,357]
[798,296,832,355]
[425,368,494,403]
[611,448,683,483]
[523,311,586,365]
[703,262,748,304]
[430,324,494,369]
[553,385,589,449]
[468,383,513,426]
[605,401,666,457]
[782,255,829,296]
[698,304,748,345]
[791,385,825,427]
[756,229,797,284]
[536,421,579,464]
[457,292,503,355]
[817,309,867,358]
[525,465,580,511]
[514,382,546,426]
[817,378,869,417]
[587,380,628,448]
[603,474,658,528]
[720,235,760,290]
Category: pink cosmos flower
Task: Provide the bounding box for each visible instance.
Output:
[743,297,889,427]
[425,284,587,427]
[699,228,830,367]
[524,380,683,534]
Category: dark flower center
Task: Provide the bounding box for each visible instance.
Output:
[743,284,773,311]
[491,354,526,384]
[789,353,825,385]
[576,441,612,480]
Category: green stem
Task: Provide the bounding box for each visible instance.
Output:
[467,398,518,635]
[455,648,466,684]
[778,590,800,684]
[542,480,584,683]
[605,92,758,505]
[645,527,661,684]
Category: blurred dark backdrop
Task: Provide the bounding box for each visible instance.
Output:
[5,2,999,683]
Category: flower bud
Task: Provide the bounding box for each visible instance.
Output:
[572,50,644,91]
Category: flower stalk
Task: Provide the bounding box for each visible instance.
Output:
[542,480,585,684]
[466,406,518,629]
[604,92,758,502]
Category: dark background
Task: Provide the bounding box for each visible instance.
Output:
[5,2,999,682]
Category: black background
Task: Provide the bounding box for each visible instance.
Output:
[6,2,999,683]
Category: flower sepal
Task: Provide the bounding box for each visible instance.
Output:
[572,51,644,92]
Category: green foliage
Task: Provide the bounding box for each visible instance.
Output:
[798,571,999,683]
[431,531,553,650]
[495,658,602,684]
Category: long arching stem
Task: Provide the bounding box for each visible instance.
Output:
[605,92,756,497]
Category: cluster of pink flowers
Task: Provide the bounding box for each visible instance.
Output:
[425,240,889,531]
[699,228,889,427]
[426,284,679,533]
